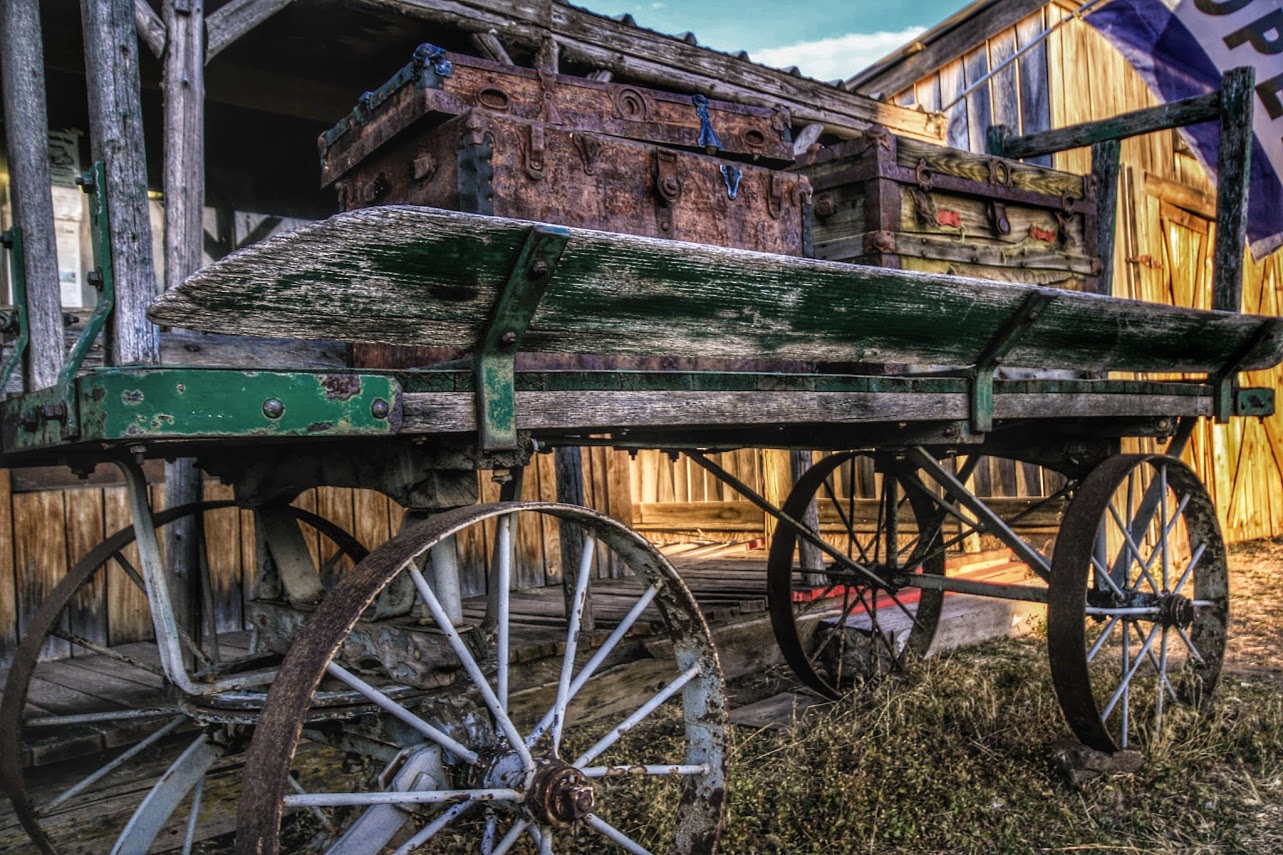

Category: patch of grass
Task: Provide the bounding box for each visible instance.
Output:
[709,638,1283,854]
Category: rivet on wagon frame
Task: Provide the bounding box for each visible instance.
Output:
[371,398,391,419]
[262,398,286,419]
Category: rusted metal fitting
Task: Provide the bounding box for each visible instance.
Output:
[1159,593,1195,629]
[528,758,594,827]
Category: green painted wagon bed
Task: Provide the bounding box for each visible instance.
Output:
[3,205,1281,855]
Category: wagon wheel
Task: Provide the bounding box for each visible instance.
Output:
[1048,454,1228,752]
[0,502,368,855]
[767,452,948,699]
[238,501,727,855]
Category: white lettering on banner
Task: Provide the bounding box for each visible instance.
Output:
[1175,0,1283,187]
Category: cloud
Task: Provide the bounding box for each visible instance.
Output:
[751,27,926,82]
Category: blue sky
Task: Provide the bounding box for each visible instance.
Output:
[576,0,975,81]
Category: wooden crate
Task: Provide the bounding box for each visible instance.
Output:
[330,108,811,257]
[801,126,1101,291]
[319,42,796,188]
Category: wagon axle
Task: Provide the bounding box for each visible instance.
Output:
[1086,589,1199,629]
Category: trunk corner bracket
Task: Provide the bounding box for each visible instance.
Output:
[475,225,570,451]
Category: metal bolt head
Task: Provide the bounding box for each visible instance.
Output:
[500,330,518,347]
[371,398,391,419]
[530,260,551,280]
[262,398,286,419]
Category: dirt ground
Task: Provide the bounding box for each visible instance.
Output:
[1223,537,1283,684]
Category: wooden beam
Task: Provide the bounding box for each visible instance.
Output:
[1144,172,1215,220]
[80,0,160,366]
[161,0,210,652]
[206,0,296,62]
[1212,67,1253,314]
[395,389,1211,435]
[1,0,65,389]
[162,0,206,294]
[469,30,512,65]
[1091,139,1120,296]
[845,0,1047,99]
[364,0,940,141]
[133,0,166,57]
[1001,91,1221,160]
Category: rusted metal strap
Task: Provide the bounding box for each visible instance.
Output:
[476,225,569,450]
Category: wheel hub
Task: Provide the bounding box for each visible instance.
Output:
[1159,593,1196,628]
[528,757,594,826]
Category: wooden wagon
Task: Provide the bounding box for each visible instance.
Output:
[0,59,1278,855]
[1,181,1279,853]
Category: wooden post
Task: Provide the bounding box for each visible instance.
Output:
[789,450,823,574]
[160,0,207,639]
[1090,139,1121,296]
[1,0,65,389]
[80,0,161,366]
[1212,66,1254,313]
[554,446,591,629]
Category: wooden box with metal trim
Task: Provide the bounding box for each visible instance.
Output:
[800,125,1101,291]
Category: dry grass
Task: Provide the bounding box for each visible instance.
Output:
[565,537,1283,854]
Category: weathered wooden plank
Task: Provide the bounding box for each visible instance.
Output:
[13,491,69,659]
[1014,9,1052,168]
[64,488,107,649]
[397,388,1211,435]
[202,482,244,632]
[1212,67,1253,313]
[939,59,969,151]
[1002,91,1221,160]
[1,0,65,389]
[151,207,1283,375]
[103,486,152,646]
[205,0,296,60]
[81,0,161,366]
[845,0,1048,99]
[962,44,991,154]
[1092,139,1121,296]
[133,0,165,57]
[989,28,1020,143]
[0,469,16,667]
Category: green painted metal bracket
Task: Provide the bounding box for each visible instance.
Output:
[1210,319,1278,423]
[3,368,402,452]
[475,225,570,451]
[57,161,115,437]
[1234,387,1275,419]
[970,291,1056,433]
[0,227,30,393]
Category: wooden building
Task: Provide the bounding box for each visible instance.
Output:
[0,0,1280,667]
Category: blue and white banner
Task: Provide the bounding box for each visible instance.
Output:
[1087,0,1283,259]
